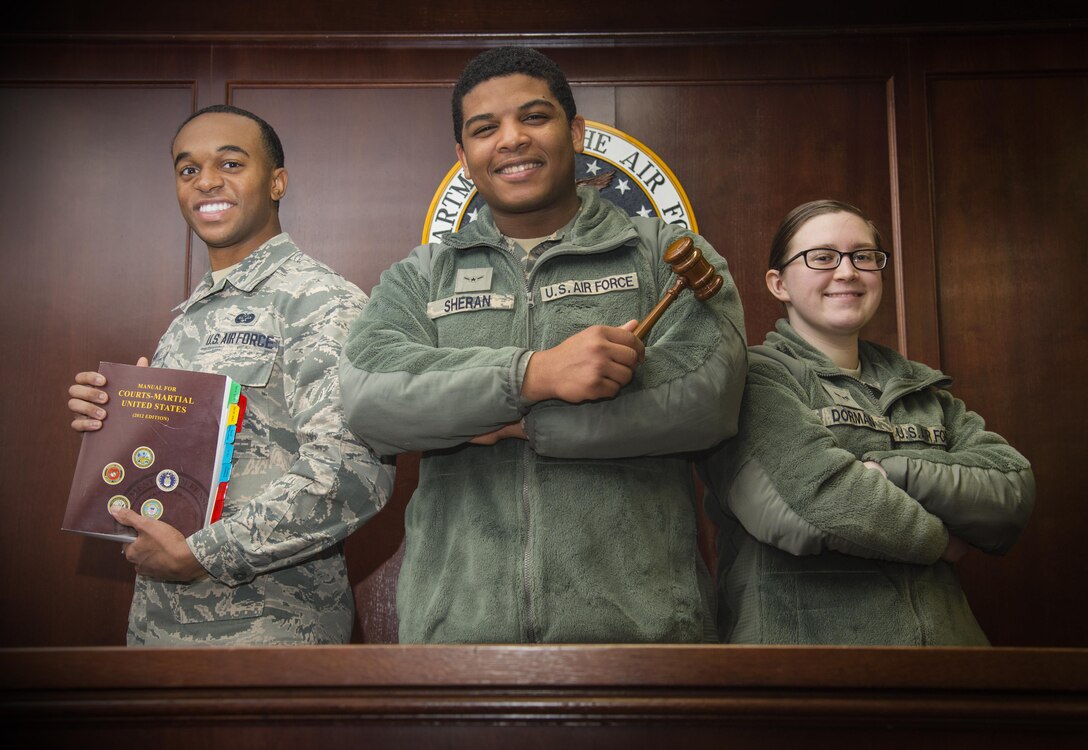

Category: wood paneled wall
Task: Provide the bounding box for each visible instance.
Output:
[1,23,1084,648]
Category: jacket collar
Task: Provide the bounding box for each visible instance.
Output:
[757,318,951,391]
[175,232,297,312]
[442,186,637,254]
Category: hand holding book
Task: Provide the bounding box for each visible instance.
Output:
[114,505,208,582]
[63,362,246,543]
[67,356,150,432]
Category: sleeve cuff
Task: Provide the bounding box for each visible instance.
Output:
[187,521,255,587]
[516,349,536,412]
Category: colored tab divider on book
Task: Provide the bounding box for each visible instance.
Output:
[212,389,247,525]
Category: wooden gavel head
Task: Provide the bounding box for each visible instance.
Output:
[663,236,723,300]
[631,236,724,341]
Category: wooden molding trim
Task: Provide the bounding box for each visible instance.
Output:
[4,646,1086,742]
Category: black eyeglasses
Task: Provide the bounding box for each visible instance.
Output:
[778,247,889,272]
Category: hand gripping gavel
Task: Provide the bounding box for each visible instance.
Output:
[632,236,723,341]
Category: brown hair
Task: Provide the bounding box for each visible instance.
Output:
[769,200,884,270]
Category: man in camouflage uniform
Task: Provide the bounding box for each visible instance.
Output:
[66,105,393,645]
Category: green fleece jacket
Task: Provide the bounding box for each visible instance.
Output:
[340,187,747,643]
[700,320,1034,645]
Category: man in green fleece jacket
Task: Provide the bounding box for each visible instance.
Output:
[339,46,747,643]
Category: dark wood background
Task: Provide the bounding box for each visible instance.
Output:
[1,4,1085,648]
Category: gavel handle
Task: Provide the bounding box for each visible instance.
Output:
[633,276,689,341]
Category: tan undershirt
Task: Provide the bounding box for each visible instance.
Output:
[211,263,240,285]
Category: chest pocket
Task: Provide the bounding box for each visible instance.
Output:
[222,353,276,462]
[195,315,281,461]
[210,341,276,388]
[192,302,280,373]
[534,261,648,346]
[157,577,265,626]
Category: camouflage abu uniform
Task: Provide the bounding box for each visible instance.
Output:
[130,233,393,645]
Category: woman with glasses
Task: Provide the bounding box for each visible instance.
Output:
[701,200,1034,645]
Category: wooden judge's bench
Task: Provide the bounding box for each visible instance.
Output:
[3,645,1085,746]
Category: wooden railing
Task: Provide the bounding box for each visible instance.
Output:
[3,646,1086,746]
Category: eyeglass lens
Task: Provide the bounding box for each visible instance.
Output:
[805,249,886,270]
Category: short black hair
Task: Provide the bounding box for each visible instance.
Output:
[452,46,577,145]
[172,104,285,169]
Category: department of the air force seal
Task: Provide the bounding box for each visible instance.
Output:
[156,469,179,492]
[423,120,697,244]
[128,471,206,533]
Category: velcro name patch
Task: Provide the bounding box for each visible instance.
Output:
[427,293,515,319]
[817,405,947,446]
[539,273,639,302]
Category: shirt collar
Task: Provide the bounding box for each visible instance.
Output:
[174,232,297,312]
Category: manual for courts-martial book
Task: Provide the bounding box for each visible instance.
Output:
[62,362,246,543]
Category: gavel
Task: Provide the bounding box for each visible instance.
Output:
[632,236,723,341]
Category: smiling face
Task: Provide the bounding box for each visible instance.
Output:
[171,112,286,269]
[765,211,884,352]
[455,73,585,239]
